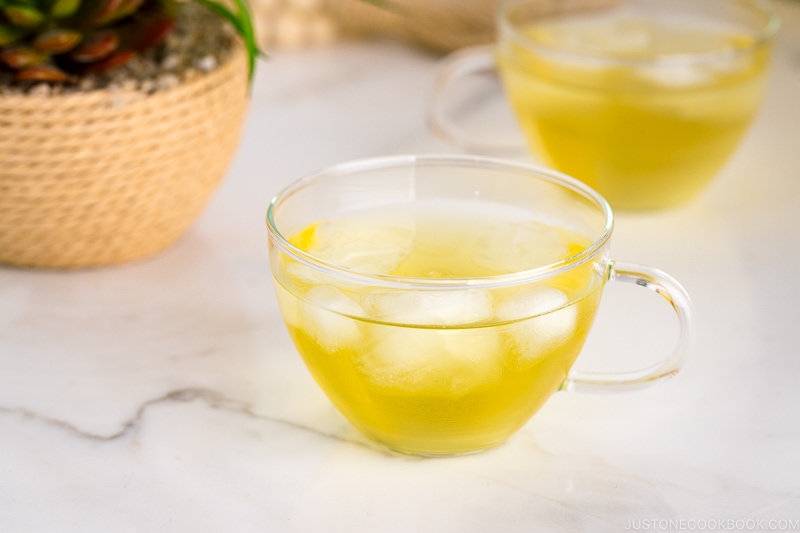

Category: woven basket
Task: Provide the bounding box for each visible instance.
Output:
[0,44,249,269]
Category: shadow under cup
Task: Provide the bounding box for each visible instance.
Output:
[267,155,691,456]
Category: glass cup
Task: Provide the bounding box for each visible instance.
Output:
[429,0,780,210]
[267,155,694,456]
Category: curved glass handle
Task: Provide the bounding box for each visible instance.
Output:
[563,261,695,393]
[427,45,527,155]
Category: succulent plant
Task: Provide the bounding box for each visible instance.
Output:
[0,0,259,83]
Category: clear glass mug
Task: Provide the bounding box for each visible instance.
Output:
[429,0,780,210]
[267,155,694,456]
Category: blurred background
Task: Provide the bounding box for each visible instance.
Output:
[250,0,500,53]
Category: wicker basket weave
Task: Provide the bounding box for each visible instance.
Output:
[0,45,249,269]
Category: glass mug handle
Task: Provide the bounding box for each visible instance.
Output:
[428,45,527,155]
[563,261,695,393]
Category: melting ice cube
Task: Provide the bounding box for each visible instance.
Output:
[473,221,571,273]
[359,326,502,396]
[638,64,711,88]
[496,287,578,359]
[306,220,414,275]
[300,285,364,352]
[285,260,324,287]
[365,289,493,326]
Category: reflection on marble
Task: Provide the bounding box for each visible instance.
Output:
[2,2,800,530]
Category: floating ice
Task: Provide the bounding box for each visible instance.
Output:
[365,289,493,326]
[359,326,502,395]
[473,221,571,273]
[496,287,578,359]
[300,285,364,352]
[284,259,325,287]
[557,19,652,53]
[306,220,414,275]
[637,64,711,88]
[496,286,568,321]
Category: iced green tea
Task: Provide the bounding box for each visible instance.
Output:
[272,199,605,455]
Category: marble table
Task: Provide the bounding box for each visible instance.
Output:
[2,2,800,530]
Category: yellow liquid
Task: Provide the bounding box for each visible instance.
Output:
[273,201,605,455]
[498,17,770,209]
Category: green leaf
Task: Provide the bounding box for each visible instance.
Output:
[70,30,117,62]
[90,0,124,25]
[15,63,68,82]
[194,0,262,84]
[3,4,44,27]
[0,45,47,68]
[49,0,81,18]
[82,49,134,73]
[33,28,82,52]
[114,0,143,21]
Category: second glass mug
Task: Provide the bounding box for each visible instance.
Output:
[267,155,694,456]
[429,0,780,210]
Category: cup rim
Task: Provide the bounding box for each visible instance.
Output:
[267,154,614,290]
[496,0,781,67]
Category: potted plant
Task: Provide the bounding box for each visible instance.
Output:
[0,0,260,268]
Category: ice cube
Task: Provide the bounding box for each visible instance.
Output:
[561,18,719,88]
[496,287,568,321]
[532,16,654,54]
[300,285,364,352]
[285,259,324,287]
[473,221,571,273]
[307,220,414,275]
[358,326,502,395]
[283,258,366,298]
[365,289,493,326]
[638,65,711,88]
[496,287,578,359]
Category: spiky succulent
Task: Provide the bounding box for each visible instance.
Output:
[0,0,258,83]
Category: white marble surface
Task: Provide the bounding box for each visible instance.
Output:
[3,2,800,531]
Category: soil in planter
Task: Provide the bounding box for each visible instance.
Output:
[0,3,237,97]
